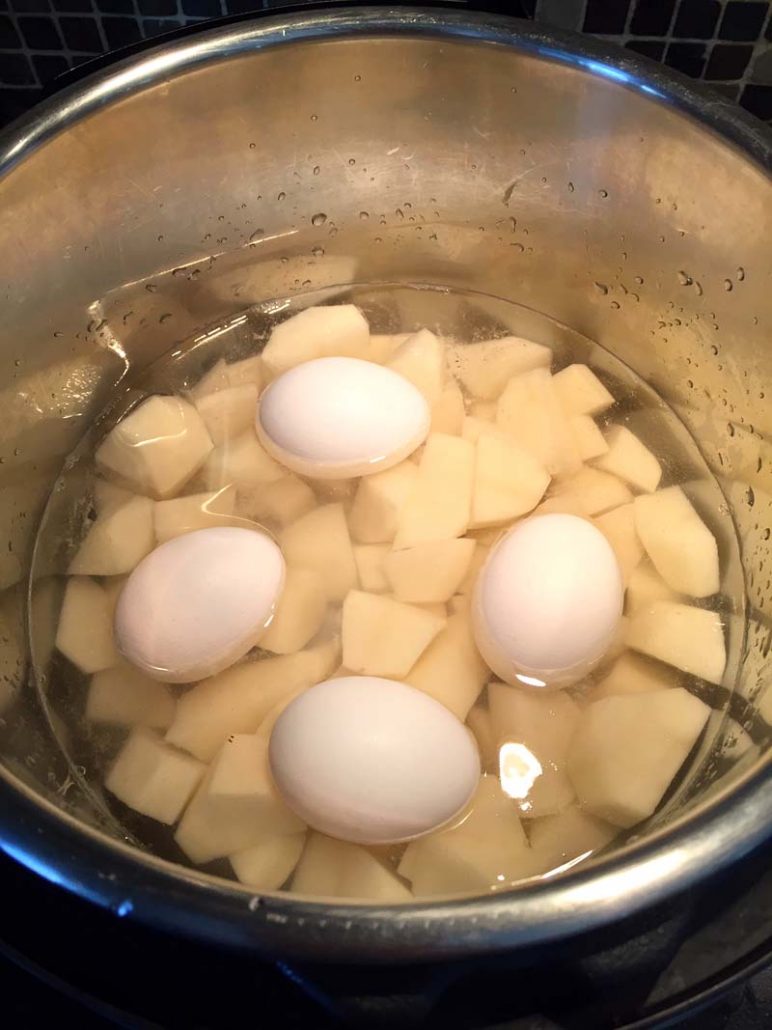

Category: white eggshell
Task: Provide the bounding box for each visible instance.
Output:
[472,513,623,689]
[269,676,480,844]
[115,527,284,683]
[256,357,430,479]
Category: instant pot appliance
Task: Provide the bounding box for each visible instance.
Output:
[0,8,770,1025]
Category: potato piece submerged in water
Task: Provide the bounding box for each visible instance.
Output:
[96,396,213,499]
[291,833,412,902]
[261,304,370,375]
[280,503,357,602]
[394,433,475,547]
[633,486,719,598]
[384,538,476,603]
[56,577,118,673]
[626,601,726,684]
[341,590,445,678]
[69,495,154,576]
[348,461,418,543]
[567,688,711,827]
[105,728,204,824]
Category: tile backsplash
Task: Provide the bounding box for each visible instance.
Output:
[0,0,771,127]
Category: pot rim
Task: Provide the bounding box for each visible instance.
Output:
[0,6,770,962]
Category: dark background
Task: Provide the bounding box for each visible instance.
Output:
[1,0,772,128]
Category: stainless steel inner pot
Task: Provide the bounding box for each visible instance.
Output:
[0,7,770,963]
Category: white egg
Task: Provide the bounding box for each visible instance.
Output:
[269,676,480,844]
[115,526,284,683]
[256,356,430,479]
[472,513,623,689]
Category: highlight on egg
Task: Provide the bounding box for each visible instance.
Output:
[256,356,431,479]
[115,526,285,683]
[472,513,624,689]
[269,675,481,844]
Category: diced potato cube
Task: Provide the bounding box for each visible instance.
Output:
[626,601,726,684]
[471,431,550,528]
[236,475,316,526]
[261,304,370,375]
[55,577,118,673]
[461,416,492,445]
[466,705,498,773]
[69,495,155,576]
[384,538,476,603]
[105,728,204,824]
[96,396,213,499]
[593,426,662,493]
[348,461,418,543]
[527,807,617,874]
[312,478,355,504]
[165,640,339,760]
[625,561,677,612]
[469,400,497,421]
[193,384,259,445]
[398,776,531,896]
[571,415,609,461]
[552,364,614,416]
[593,503,643,584]
[260,568,327,655]
[633,487,719,597]
[394,434,475,547]
[190,359,230,400]
[496,368,581,477]
[153,486,236,543]
[586,651,680,703]
[431,382,465,435]
[341,591,444,677]
[223,354,263,390]
[86,662,175,728]
[488,684,580,818]
[446,336,552,400]
[367,333,411,363]
[175,734,304,864]
[93,479,136,516]
[387,328,444,405]
[202,432,284,492]
[353,544,390,593]
[230,834,306,889]
[404,613,488,720]
[567,688,711,827]
[550,466,632,516]
[291,833,412,901]
[456,543,490,596]
[280,503,357,602]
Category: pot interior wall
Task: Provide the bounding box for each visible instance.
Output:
[0,31,770,865]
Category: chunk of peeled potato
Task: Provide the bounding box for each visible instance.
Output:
[527,806,617,875]
[55,577,118,673]
[586,650,681,702]
[261,304,369,375]
[202,432,284,492]
[387,328,445,405]
[341,590,445,678]
[431,382,465,435]
[291,833,412,901]
[593,426,662,493]
[175,735,305,863]
[550,466,632,516]
[394,433,475,547]
[105,728,204,824]
[496,368,581,477]
[69,494,155,576]
[236,475,315,527]
[398,775,531,896]
[193,383,259,446]
[153,486,236,543]
[488,683,580,818]
[96,395,213,499]
[466,705,498,773]
[633,487,719,597]
[625,561,677,612]
[571,415,609,461]
[552,364,614,416]
[280,503,357,602]
[86,662,175,729]
[404,612,488,720]
[353,544,390,593]
[384,538,476,603]
[567,688,711,827]
[593,503,643,584]
[230,833,306,890]
[626,601,726,684]
[470,431,550,528]
[446,336,551,400]
[348,461,418,543]
[259,567,327,655]
[165,640,339,761]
